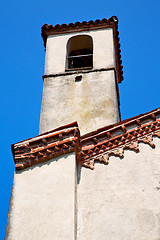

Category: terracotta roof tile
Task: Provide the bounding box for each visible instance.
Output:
[12,122,80,170]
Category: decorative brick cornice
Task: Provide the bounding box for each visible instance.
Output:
[11,122,80,170]
[11,108,160,171]
[77,108,160,169]
[41,16,123,83]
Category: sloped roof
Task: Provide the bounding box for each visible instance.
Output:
[12,108,160,171]
[41,16,123,83]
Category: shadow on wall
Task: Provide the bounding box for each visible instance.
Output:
[15,154,70,174]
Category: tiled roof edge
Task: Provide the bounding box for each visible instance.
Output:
[41,16,123,83]
[12,122,80,170]
[11,108,160,171]
[81,108,160,140]
[78,107,160,169]
[41,16,118,46]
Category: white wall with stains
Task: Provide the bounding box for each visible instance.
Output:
[6,153,76,240]
[77,137,160,240]
[6,137,160,240]
[39,70,120,135]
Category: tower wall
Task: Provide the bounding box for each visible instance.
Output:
[39,27,120,134]
[40,70,120,135]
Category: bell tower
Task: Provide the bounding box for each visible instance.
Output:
[6,16,160,240]
[40,16,123,135]
[5,17,124,240]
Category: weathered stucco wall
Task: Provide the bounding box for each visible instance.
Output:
[6,153,76,240]
[39,70,119,135]
[77,137,160,240]
[40,27,119,135]
[45,28,115,75]
[6,127,160,240]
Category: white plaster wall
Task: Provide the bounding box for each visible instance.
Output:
[77,137,160,240]
[6,153,76,240]
[39,70,119,135]
[45,28,115,75]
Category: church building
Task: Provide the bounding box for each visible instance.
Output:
[5,16,160,240]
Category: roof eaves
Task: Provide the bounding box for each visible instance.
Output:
[12,108,160,171]
[12,122,80,170]
[78,107,160,169]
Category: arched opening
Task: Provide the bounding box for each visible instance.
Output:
[66,35,93,70]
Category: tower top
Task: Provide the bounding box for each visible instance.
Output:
[41,16,123,83]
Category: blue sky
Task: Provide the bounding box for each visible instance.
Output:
[1,0,160,238]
